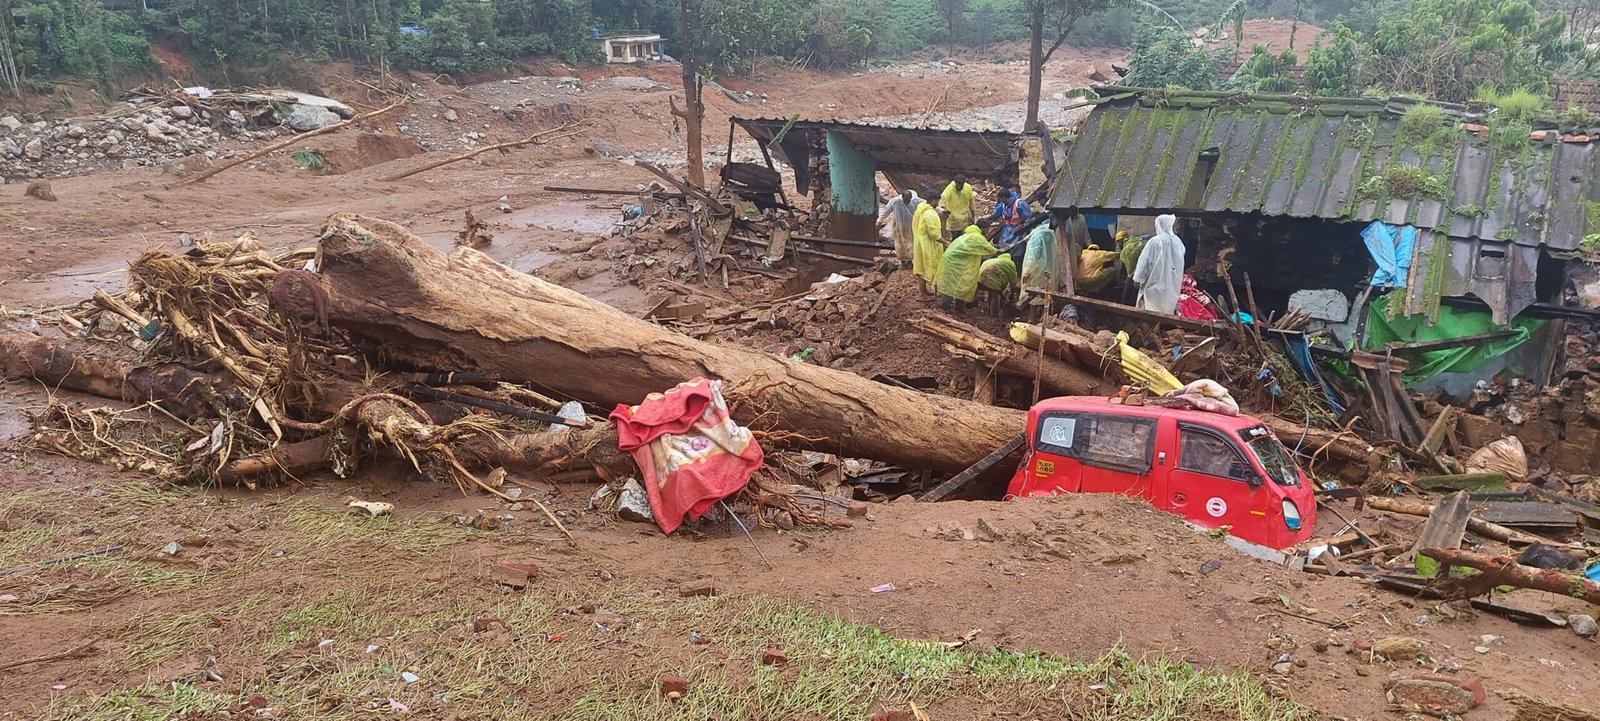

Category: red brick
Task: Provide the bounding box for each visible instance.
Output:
[678,577,717,597]
[659,674,690,697]
[246,694,268,709]
[846,501,870,518]
[490,563,538,590]
[871,712,912,721]
[761,648,788,666]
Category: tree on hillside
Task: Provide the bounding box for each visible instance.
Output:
[935,0,965,52]
[1368,0,1584,101]
[0,0,22,98]
[1024,0,1125,131]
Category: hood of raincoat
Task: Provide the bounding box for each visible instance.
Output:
[1155,214,1176,236]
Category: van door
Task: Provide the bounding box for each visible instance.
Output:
[1025,411,1158,498]
[1165,423,1268,537]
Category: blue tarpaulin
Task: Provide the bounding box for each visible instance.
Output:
[1361,221,1417,288]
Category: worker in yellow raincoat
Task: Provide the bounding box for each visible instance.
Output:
[935,224,998,308]
[911,198,945,293]
[978,253,1019,314]
[940,174,976,236]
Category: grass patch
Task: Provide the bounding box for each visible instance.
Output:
[43,682,234,721]
[1397,103,1454,153]
[1476,87,1550,121]
[1357,164,1449,200]
[118,595,269,670]
[36,579,1310,721]
[275,497,475,556]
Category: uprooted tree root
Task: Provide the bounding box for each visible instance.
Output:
[18,234,846,533]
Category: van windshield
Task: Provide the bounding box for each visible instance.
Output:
[1242,426,1300,486]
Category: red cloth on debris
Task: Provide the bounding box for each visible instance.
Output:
[609,378,764,534]
[1177,274,1221,322]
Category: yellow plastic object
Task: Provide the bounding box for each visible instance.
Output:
[1008,322,1030,344]
[1115,330,1182,394]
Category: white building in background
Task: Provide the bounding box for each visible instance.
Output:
[600,33,664,64]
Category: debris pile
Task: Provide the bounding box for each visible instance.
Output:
[1,86,356,180]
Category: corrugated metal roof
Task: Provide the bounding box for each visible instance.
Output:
[1049,88,1600,250]
[732,116,1020,180]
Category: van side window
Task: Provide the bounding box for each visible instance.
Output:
[1178,427,1252,481]
[1036,412,1156,474]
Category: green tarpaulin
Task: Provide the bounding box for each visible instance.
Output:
[1364,294,1544,383]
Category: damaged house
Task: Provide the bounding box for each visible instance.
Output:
[730,117,1022,242]
[1050,87,1600,398]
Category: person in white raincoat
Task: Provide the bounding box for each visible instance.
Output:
[1131,214,1185,315]
[877,189,921,262]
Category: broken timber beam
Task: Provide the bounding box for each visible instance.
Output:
[909,312,1115,396]
[919,435,1026,502]
[542,185,685,198]
[0,327,220,419]
[1045,292,1223,332]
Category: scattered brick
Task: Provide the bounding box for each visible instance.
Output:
[659,674,690,698]
[678,577,717,597]
[846,501,870,518]
[761,648,788,666]
[490,563,538,590]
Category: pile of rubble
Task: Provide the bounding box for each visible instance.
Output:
[1,87,355,180]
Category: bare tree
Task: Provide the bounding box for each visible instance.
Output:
[1024,0,1123,132]
[935,0,966,54]
[670,0,706,187]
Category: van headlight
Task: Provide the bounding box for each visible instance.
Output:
[1282,499,1302,531]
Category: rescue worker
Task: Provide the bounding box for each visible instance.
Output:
[911,195,945,294]
[1116,230,1145,305]
[986,188,1032,247]
[1016,219,1061,309]
[1132,214,1186,315]
[935,224,998,309]
[877,188,921,263]
[978,253,1019,314]
[940,173,976,236]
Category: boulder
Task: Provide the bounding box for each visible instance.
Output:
[0,115,21,132]
[168,104,194,120]
[286,104,341,132]
[22,138,43,159]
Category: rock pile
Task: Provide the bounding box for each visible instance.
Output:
[0,104,286,180]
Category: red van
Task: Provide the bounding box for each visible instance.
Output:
[1006,397,1317,550]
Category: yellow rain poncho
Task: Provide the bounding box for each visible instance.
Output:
[911,201,944,283]
[935,225,998,303]
[940,181,976,229]
[979,253,1018,291]
[1018,223,1060,306]
[1076,244,1121,294]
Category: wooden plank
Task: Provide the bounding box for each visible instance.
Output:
[646,301,709,320]
[1418,406,1459,456]
[543,185,684,198]
[1044,292,1222,332]
[918,435,1026,503]
[1407,490,1470,570]
[793,234,893,250]
[1385,330,1518,353]
[1415,473,1508,492]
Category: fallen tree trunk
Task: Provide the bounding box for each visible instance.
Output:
[909,313,1115,397]
[315,214,1024,473]
[1419,547,1600,607]
[1,327,219,419]
[1262,414,1374,468]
